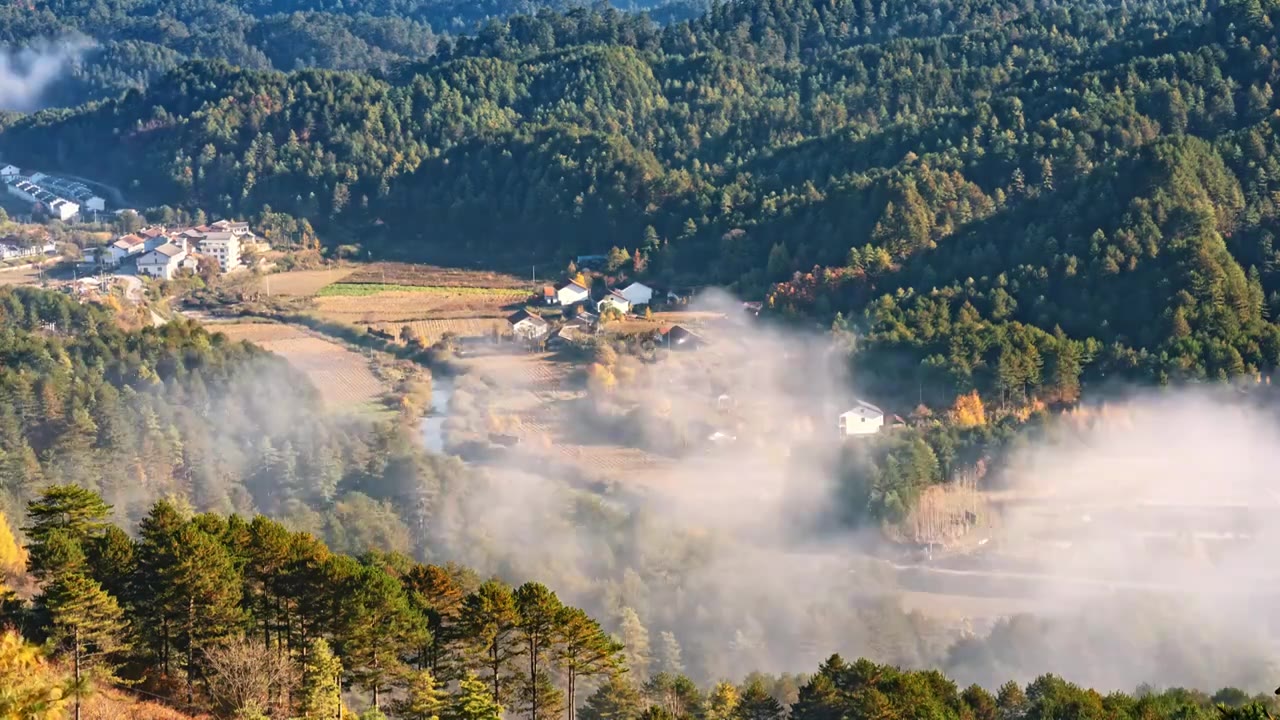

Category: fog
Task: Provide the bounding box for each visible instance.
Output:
[426,292,1280,693]
[0,36,94,112]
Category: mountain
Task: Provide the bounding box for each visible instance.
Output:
[5,0,1280,398]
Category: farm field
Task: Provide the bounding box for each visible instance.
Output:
[0,266,42,286]
[215,322,388,411]
[343,262,529,289]
[263,267,353,295]
[310,284,530,341]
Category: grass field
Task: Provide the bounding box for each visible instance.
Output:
[0,267,42,286]
[215,322,388,411]
[344,262,529,289]
[310,285,530,342]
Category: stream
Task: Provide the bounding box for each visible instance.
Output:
[419,373,454,453]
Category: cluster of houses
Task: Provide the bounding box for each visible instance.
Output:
[0,234,56,261]
[104,220,256,279]
[1,165,105,221]
[541,278,656,315]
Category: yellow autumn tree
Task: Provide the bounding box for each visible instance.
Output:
[0,511,25,579]
[0,630,71,719]
[950,391,986,428]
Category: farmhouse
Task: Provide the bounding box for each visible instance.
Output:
[507,309,549,340]
[660,324,705,350]
[137,243,188,280]
[597,291,631,315]
[617,282,654,307]
[107,234,147,266]
[838,400,885,437]
[555,280,590,306]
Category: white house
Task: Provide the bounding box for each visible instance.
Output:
[617,282,653,307]
[46,198,79,221]
[555,280,590,306]
[507,309,549,340]
[838,400,885,437]
[597,292,631,315]
[137,243,188,280]
[0,165,19,177]
[106,234,146,266]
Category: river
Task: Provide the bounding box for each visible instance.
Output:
[419,372,454,453]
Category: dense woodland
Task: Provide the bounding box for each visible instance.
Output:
[2,486,1279,720]
[4,0,1280,404]
[0,286,468,559]
[0,0,700,107]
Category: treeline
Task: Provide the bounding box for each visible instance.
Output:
[4,0,1280,398]
[0,286,467,560]
[2,485,626,718]
[4,486,1279,720]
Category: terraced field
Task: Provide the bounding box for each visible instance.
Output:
[215,322,387,410]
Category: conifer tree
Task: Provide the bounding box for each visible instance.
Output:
[460,579,522,705]
[616,607,651,682]
[297,637,344,720]
[394,669,446,720]
[579,673,644,720]
[735,679,784,720]
[42,572,128,720]
[514,582,563,720]
[556,606,624,720]
[448,672,503,720]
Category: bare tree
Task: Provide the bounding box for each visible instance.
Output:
[204,634,295,717]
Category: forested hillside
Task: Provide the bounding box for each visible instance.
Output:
[0,0,696,107]
[0,286,468,559]
[5,0,1280,402]
[2,486,1277,719]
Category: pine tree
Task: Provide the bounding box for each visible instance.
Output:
[394,669,446,720]
[165,523,245,704]
[460,579,522,705]
[514,582,563,720]
[448,672,503,720]
[43,572,128,720]
[24,486,111,580]
[336,561,426,710]
[555,606,623,720]
[736,679,784,720]
[579,674,643,720]
[133,500,187,677]
[616,607,651,682]
[298,637,344,720]
[656,631,683,676]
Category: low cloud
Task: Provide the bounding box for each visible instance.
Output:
[425,292,1280,692]
[0,36,95,112]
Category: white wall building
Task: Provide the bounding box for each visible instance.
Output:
[46,198,79,221]
[555,280,590,306]
[839,401,885,437]
[597,292,632,315]
[196,231,242,271]
[0,165,19,177]
[137,243,187,280]
[617,282,654,307]
[106,234,146,266]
